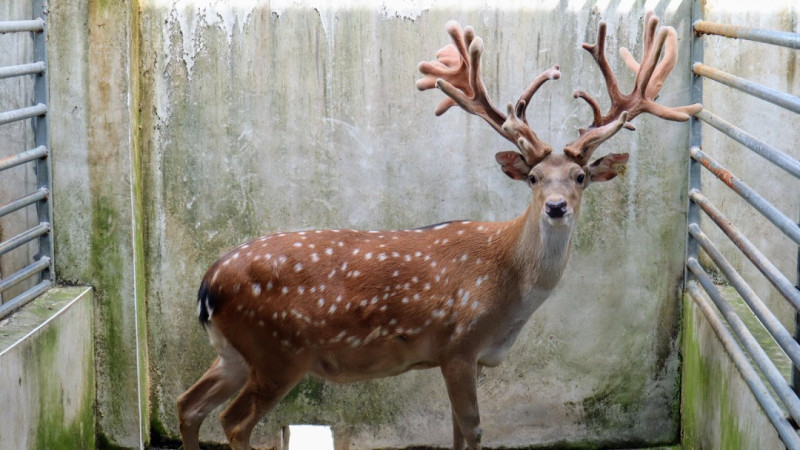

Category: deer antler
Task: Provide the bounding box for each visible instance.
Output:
[416,21,561,167]
[564,11,703,165]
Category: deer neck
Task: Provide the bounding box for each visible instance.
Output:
[507,205,575,292]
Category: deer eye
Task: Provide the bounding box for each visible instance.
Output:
[576,173,586,184]
[528,174,537,185]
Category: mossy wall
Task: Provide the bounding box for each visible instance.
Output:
[681,294,784,449]
[139,1,692,448]
[0,287,95,450]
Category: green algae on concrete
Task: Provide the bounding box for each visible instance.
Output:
[0,287,95,450]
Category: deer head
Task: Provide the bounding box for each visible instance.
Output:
[417,13,701,232]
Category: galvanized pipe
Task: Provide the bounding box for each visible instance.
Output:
[0,257,50,294]
[0,222,49,257]
[0,280,51,320]
[0,103,47,126]
[687,258,800,426]
[696,110,800,180]
[689,223,800,367]
[693,63,800,115]
[694,20,800,50]
[0,61,46,80]
[690,189,800,311]
[686,281,800,450]
[0,188,48,219]
[0,19,44,34]
[0,146,48,172]
[690,146,800,246]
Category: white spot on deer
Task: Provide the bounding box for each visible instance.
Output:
[338,241,344,247]
[233,284,241,293]
[392,270,400,277]
[325,248,333,256]
[389,318,398,326]
[222,259,231,267]
[476,275,489,287]
[335,295,343,303]
[318,298,325,307]
[293,242,302,248]
[278,256,288,265]
[432,309,446,318]
[236,304,243,312]
[281,286,289,295]
[378,253,388,261]
[404,254,412,262]
[331,331,346,343]
[365,252,373,260]
[258,320,264,327]
[328,269,337,279]
[281,311,288,319]
[379,305,388,312]
[272,312,278,320]
[413,293,421,300]
[297,286,306,294]
[360,299,368,307]
[460,254,468,262]
[328,304,337,314]
[392,251,400,258]
[252,283,262,296]
[294,263,304,272]
[253,254,262,261]
[310,286,317,294]
[311,253,319,262]
[488,236,494,243]
[461,291,471,306]
[457,230,465,235]
[442,239,449,245]
[353,248,360,255]
[471,301,480,310]
[320,284,326,292]
[433,223,449,230]
[446,298,454,307]
[435,274,441,282]
[424,283,431,291]
[402,297,410,303]
[477,226,485,232]
[370,296,379,304]
[265,253,272,260]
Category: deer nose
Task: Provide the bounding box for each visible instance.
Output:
[545,199,568,218]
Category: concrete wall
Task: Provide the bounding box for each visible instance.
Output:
[0,287,95,449]
[139,1,693,447]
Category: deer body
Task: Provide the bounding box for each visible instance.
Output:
[178,13,700,450]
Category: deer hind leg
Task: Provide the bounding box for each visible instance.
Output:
[177,347,249,450]
[442,358,482,450]
[219,360,309,450]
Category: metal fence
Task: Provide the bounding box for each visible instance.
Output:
[688,1,800,447]
[0,1,53,320]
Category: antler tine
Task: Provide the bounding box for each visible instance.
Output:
[418,21,559,166]
[564,12,703,166]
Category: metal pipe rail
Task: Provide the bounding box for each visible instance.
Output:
[0,103,47,126]
[690,146,800,246]
[0,61,46,80]
[695,110,800,180]
[686,281,800,449]
[0,19,44,34]
[693,63,800,114]
[689,5,800,446]
[694,20,800,50]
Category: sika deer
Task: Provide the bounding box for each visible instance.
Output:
[177,12,701,450]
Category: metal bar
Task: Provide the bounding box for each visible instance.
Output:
[0,145,48,172]
[0,103,47,126]
[0,19,44,34]
[694,20,800,50]
[689,223,800,367]
[0,223,49,257]
[0,280,51,320]
[0,257,49,294]
[696,110,800,180]
[0,62,46,80]
[690,146,800,246]
[686,0,704,289]
[688,258,800,425]
[690,190,800,311]
[687,281,800,450]
[31,1,53,286]
[693,63,800,115]
[0,188,48,219]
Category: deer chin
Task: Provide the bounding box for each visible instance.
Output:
[540,211,575,229]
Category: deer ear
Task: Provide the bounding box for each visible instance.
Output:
[587,152,630,182]
[495,151,532,181]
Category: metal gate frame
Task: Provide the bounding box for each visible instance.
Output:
[0,0,53,319]
[687,1,800,447]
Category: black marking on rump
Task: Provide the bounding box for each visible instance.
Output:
[197,278,218,326]
[414,220,462,231]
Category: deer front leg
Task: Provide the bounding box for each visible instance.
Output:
[442,358,482,450]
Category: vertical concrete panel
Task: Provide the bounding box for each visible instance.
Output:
[140,1,691,447]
